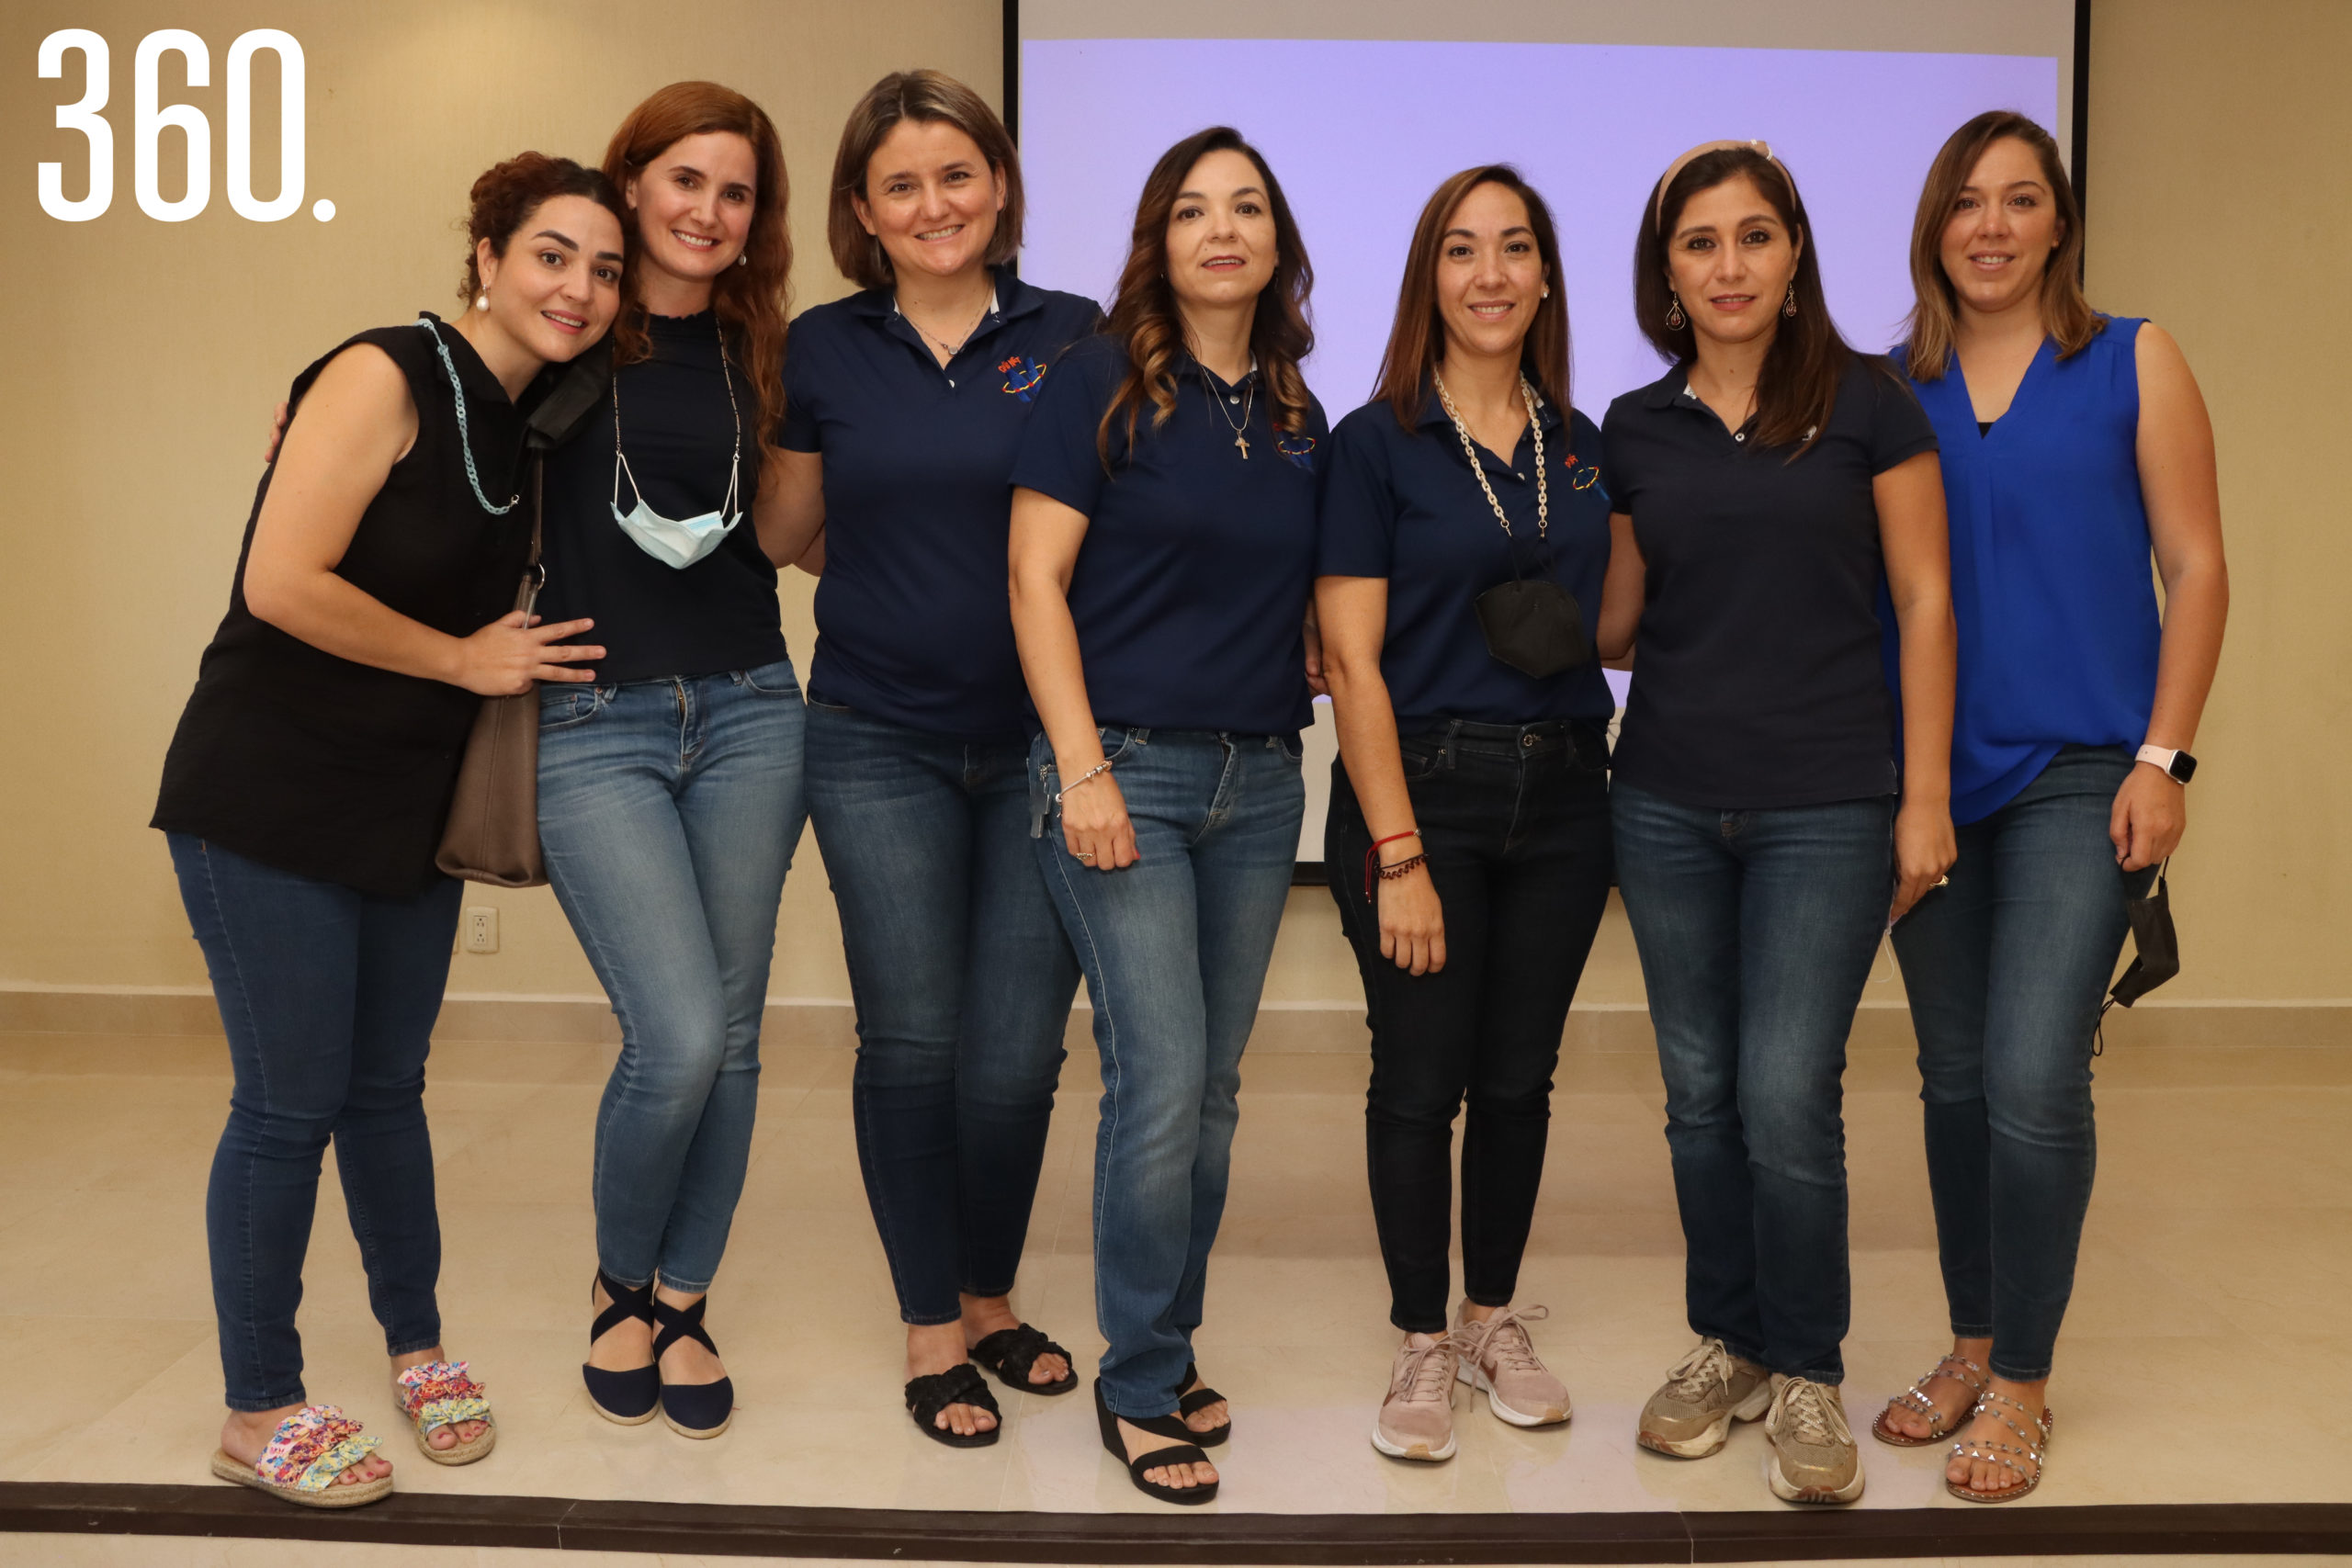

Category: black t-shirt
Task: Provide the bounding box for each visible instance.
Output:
[1600,356,1938,809]
[154,317,540,896]
[537,309,787,682]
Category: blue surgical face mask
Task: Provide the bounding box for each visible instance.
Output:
[609,315,743,570]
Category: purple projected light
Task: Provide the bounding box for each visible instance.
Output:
[1021,38,2059,416]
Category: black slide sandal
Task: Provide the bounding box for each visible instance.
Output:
[1095,1380,1219,1506]
[1178,1359,1231,1447]
[582,1270,660,1425]
[650,1293,735,1439]
[906,1363,1001,1448]
[970,1323,1078,1396]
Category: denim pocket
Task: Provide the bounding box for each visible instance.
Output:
[1275,730,1305,764]
[538,685,605,731]
[1399,739,1444,782]
[738,659,801,698]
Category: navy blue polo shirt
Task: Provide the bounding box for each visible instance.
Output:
[1318,389,1612,733]
[1600,355,1938,809]
[781,270,1101,740]
[1010,333,1326,737]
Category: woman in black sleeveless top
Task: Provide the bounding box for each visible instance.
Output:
[153,155,624,1508]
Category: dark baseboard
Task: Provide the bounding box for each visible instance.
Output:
[3,1483,2347,1562]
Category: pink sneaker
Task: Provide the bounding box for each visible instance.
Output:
[1372,1332,1461,1461]
[1454,1303,1570,1427]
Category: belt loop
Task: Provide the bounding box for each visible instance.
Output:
[1441,717,1462,771]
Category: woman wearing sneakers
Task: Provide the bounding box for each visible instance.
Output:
[1871,112,2226,1504]
[1599,141,1956,1506]
[1317,166,1613,1462]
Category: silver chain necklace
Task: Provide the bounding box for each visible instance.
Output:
[900,287,992,361]
[1432,368,1545,541]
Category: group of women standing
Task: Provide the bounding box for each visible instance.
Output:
[155,67,2224,1514]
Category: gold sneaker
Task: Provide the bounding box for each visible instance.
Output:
[1762,1374,1865,1504]
[1636,1336,1773,1458]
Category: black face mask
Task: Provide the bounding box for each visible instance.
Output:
[1476,578,1589,679]
[2107,863,2179,1010]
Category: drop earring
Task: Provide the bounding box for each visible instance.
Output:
[1665,294,1686,331]
[1781,282,1798,319]
[474,290,490,312]
[737,253,748,267]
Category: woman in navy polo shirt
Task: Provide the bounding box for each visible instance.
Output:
[1597,141,1957,1506]
[1008,125,1324,1506]
[1871,113,2226,1504]
[764,70,1100,1448]
[1317,166,1611,1463]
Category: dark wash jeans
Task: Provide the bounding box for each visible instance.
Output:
[806,699,1080,1325]
[1031,727,1304,1420]
[1611,782,1894,1384]
[1325,719,1614,1334]
[1891,745,2154,1382]
[169,834,456,1412]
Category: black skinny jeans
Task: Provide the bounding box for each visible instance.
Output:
[1325,719,1615,1334]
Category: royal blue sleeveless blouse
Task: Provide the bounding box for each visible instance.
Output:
[1892,318,2162,824]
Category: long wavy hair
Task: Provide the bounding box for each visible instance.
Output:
[1634,145,1849,456]
[602,82,791,451]
[1372,165,1570,429]
[1902,110,2099,380]
[1096,126,1313,468]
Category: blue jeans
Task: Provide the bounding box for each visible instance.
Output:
[1611,782,1894,1384]
[1890,746,2153,1381]
[537,659,806,1293]
[1325,720,1615,1333]
[1030,728,1304,1420]
[806,700,1080,1325]
[169,834,458,1412]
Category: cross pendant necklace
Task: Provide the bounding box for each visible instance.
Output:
[1234,433,1250,459]
[1203,367,1256,460]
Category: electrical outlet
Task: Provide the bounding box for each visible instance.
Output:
[463,906,499,954]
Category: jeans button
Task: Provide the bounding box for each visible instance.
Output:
[1521,733,1535,749]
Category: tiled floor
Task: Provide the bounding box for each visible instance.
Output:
[0,1004,2346,1525]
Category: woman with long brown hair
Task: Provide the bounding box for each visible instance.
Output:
[1007,125,1324,1506]
[1317,166,1611,1462]
[1871,112,2225,1505]
[765,69,1100,1449]
[1597,141,1956,1506]
[537,81,819,1441]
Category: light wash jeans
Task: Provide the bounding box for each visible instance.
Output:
[806,698,1079,1325]
[537,659,806,1293]
[1612,781,1894,1384]
[1030,727,1304,1420]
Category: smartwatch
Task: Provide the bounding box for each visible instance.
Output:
[2135,744,2197,784]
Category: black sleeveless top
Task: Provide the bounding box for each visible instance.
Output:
[153,316,537,896]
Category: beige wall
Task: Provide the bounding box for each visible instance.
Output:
[1,0,2343,1013]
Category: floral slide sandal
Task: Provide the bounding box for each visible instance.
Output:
[209,1404,390,1507]
[394,1359,497,1464]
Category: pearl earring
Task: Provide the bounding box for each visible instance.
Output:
[474,291,490,311]
[736,253,748,268]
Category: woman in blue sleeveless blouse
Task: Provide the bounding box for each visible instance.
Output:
[1872,114,2228,1503]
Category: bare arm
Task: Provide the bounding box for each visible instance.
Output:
[756,446,828,572]
[1876,449,1959,921]
[2110,322,2229,870]
[1317,575,1442,974]
[242,345,602,695]
[1008,484,1136,870]
[1597,511,1645,662]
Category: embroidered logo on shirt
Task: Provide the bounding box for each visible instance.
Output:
[999,355,1046,400]
[1275,433,1317,470]
[1561,451,1600,491]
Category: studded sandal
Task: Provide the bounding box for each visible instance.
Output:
[1947,1388,2055,1503]
[1871,1353,1987,1447]
[209,1404,390,1508]
[392,1359,495,1464]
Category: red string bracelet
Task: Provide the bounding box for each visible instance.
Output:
[1364,829,1423,899]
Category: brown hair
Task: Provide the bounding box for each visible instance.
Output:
[458,153,626,305]
[1901,110,2099,380]
[1372,165,1571,430]
[1096,126,1314,468]
[828,69,1023,291]
[602,82,791,451]
[1634,145,1851,455]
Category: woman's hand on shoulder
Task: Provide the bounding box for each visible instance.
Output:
[449,613,603,697]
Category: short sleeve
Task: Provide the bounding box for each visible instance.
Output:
[1865,361,1939,474]
[1316,409,1399,579]
[1600,396,1642,513]
[777,322,822,452]
[1009,335,1117,517]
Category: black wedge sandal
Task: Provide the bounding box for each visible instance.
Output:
[905,1363,1002,1448]
[1094,1380,1218,1506]
[650,1292,735,1439]
[582,1270,659,1425]
[1178,1360,1230,1447]
[969,1323,1078,1396]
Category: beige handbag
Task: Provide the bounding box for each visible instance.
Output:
[435,457,548,887]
